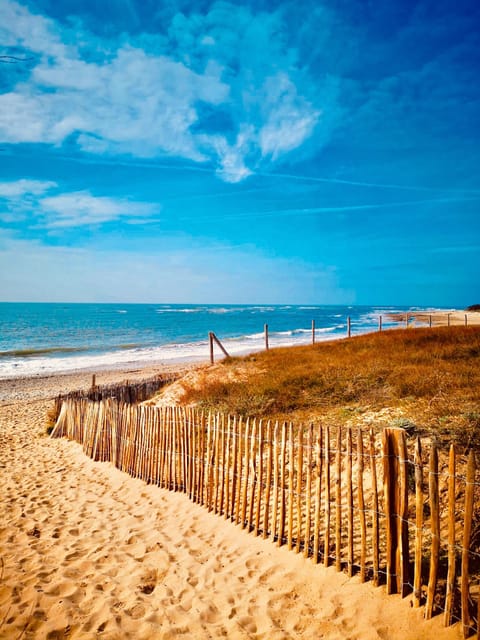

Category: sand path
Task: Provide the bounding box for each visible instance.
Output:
[0,386,462,639]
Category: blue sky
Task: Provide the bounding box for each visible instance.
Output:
[0,0,479,305]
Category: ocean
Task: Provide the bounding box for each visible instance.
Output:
[0,303,430,379]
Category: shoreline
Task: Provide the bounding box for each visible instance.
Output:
[3,304,474,382]
[1,310,479,401]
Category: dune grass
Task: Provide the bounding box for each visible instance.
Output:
[180,326,480,448]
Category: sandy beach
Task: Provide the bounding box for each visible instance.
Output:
[0,364,463,640]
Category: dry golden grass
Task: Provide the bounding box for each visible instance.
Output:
[179,327,480,448]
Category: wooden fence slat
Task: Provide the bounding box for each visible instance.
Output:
[235,417,244,524]
[230,416,239,519]
[397,428,409,597]
[444,444,456,627]
[206,412,214,511]
[304,424,314,560]
[324,426,330,568]
[224,415,231,519]
[312,425,323,563]
[254,419,264,536]
[278,422,287,547]
[263,421,273,539]
[271,421,280,543]
[295,426,304,553]
[347,428,354,577]
[213,413,220,512]
[241,418,251,529]
[247,419,257,531]
[425,442,439,619]
[461,450,475,638]
[198,410,206,505]
[287,422,295,551]
[219,413,226,514]
[383,429,393,594]
[357,428,366,583]
[413,437,423,607]
[335,427,342,572]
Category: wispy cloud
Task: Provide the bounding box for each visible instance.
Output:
[39,191,160,228]
[0,0,336,182]
[0,179,159,228]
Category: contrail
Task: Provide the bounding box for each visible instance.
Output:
[257,171,480,195]
[181,196,480,221]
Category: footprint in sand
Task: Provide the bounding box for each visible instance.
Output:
[125,603,145,619]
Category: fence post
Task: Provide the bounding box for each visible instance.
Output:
[447,313,451,327]
[465,314,468,327]
[405,313,409,328]
[209,332,214,364]
[347,317,351,338]
[265,323,269,350]
[211,332,230,359]
[91,374,96,390]
[379,315,382,332]
[312,319,316,344]
[429,314,432,328]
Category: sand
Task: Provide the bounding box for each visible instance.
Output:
[389,309,480,326]
[0,367,463,639]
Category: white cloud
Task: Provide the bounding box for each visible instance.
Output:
[0,180,159,228]
[0,0,337,181]
[39,191,160,228]
[0,179,57,197]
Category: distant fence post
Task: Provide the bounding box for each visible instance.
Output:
[447,313,451,327]
[265,324,269,350]
[209,332,214,364]
[405,313,409,328]
[312,319,315,344]
[378,315,382,332]
[429,314,432,328]
[208,331,230,363]
[465,314,468,327]
[347,316,351,338]
[91,374,96,390]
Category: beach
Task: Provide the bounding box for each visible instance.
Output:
[0,364,462,639]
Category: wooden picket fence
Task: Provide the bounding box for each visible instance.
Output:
[52,400,480,637]
[50,373,177,423]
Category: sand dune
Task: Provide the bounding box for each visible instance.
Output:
[0,372,462,639]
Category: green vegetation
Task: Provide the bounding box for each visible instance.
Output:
[179,327,480,447]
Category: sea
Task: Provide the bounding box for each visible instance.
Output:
[0,303,436,379]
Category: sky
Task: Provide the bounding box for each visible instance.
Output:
[0,0,479,305]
